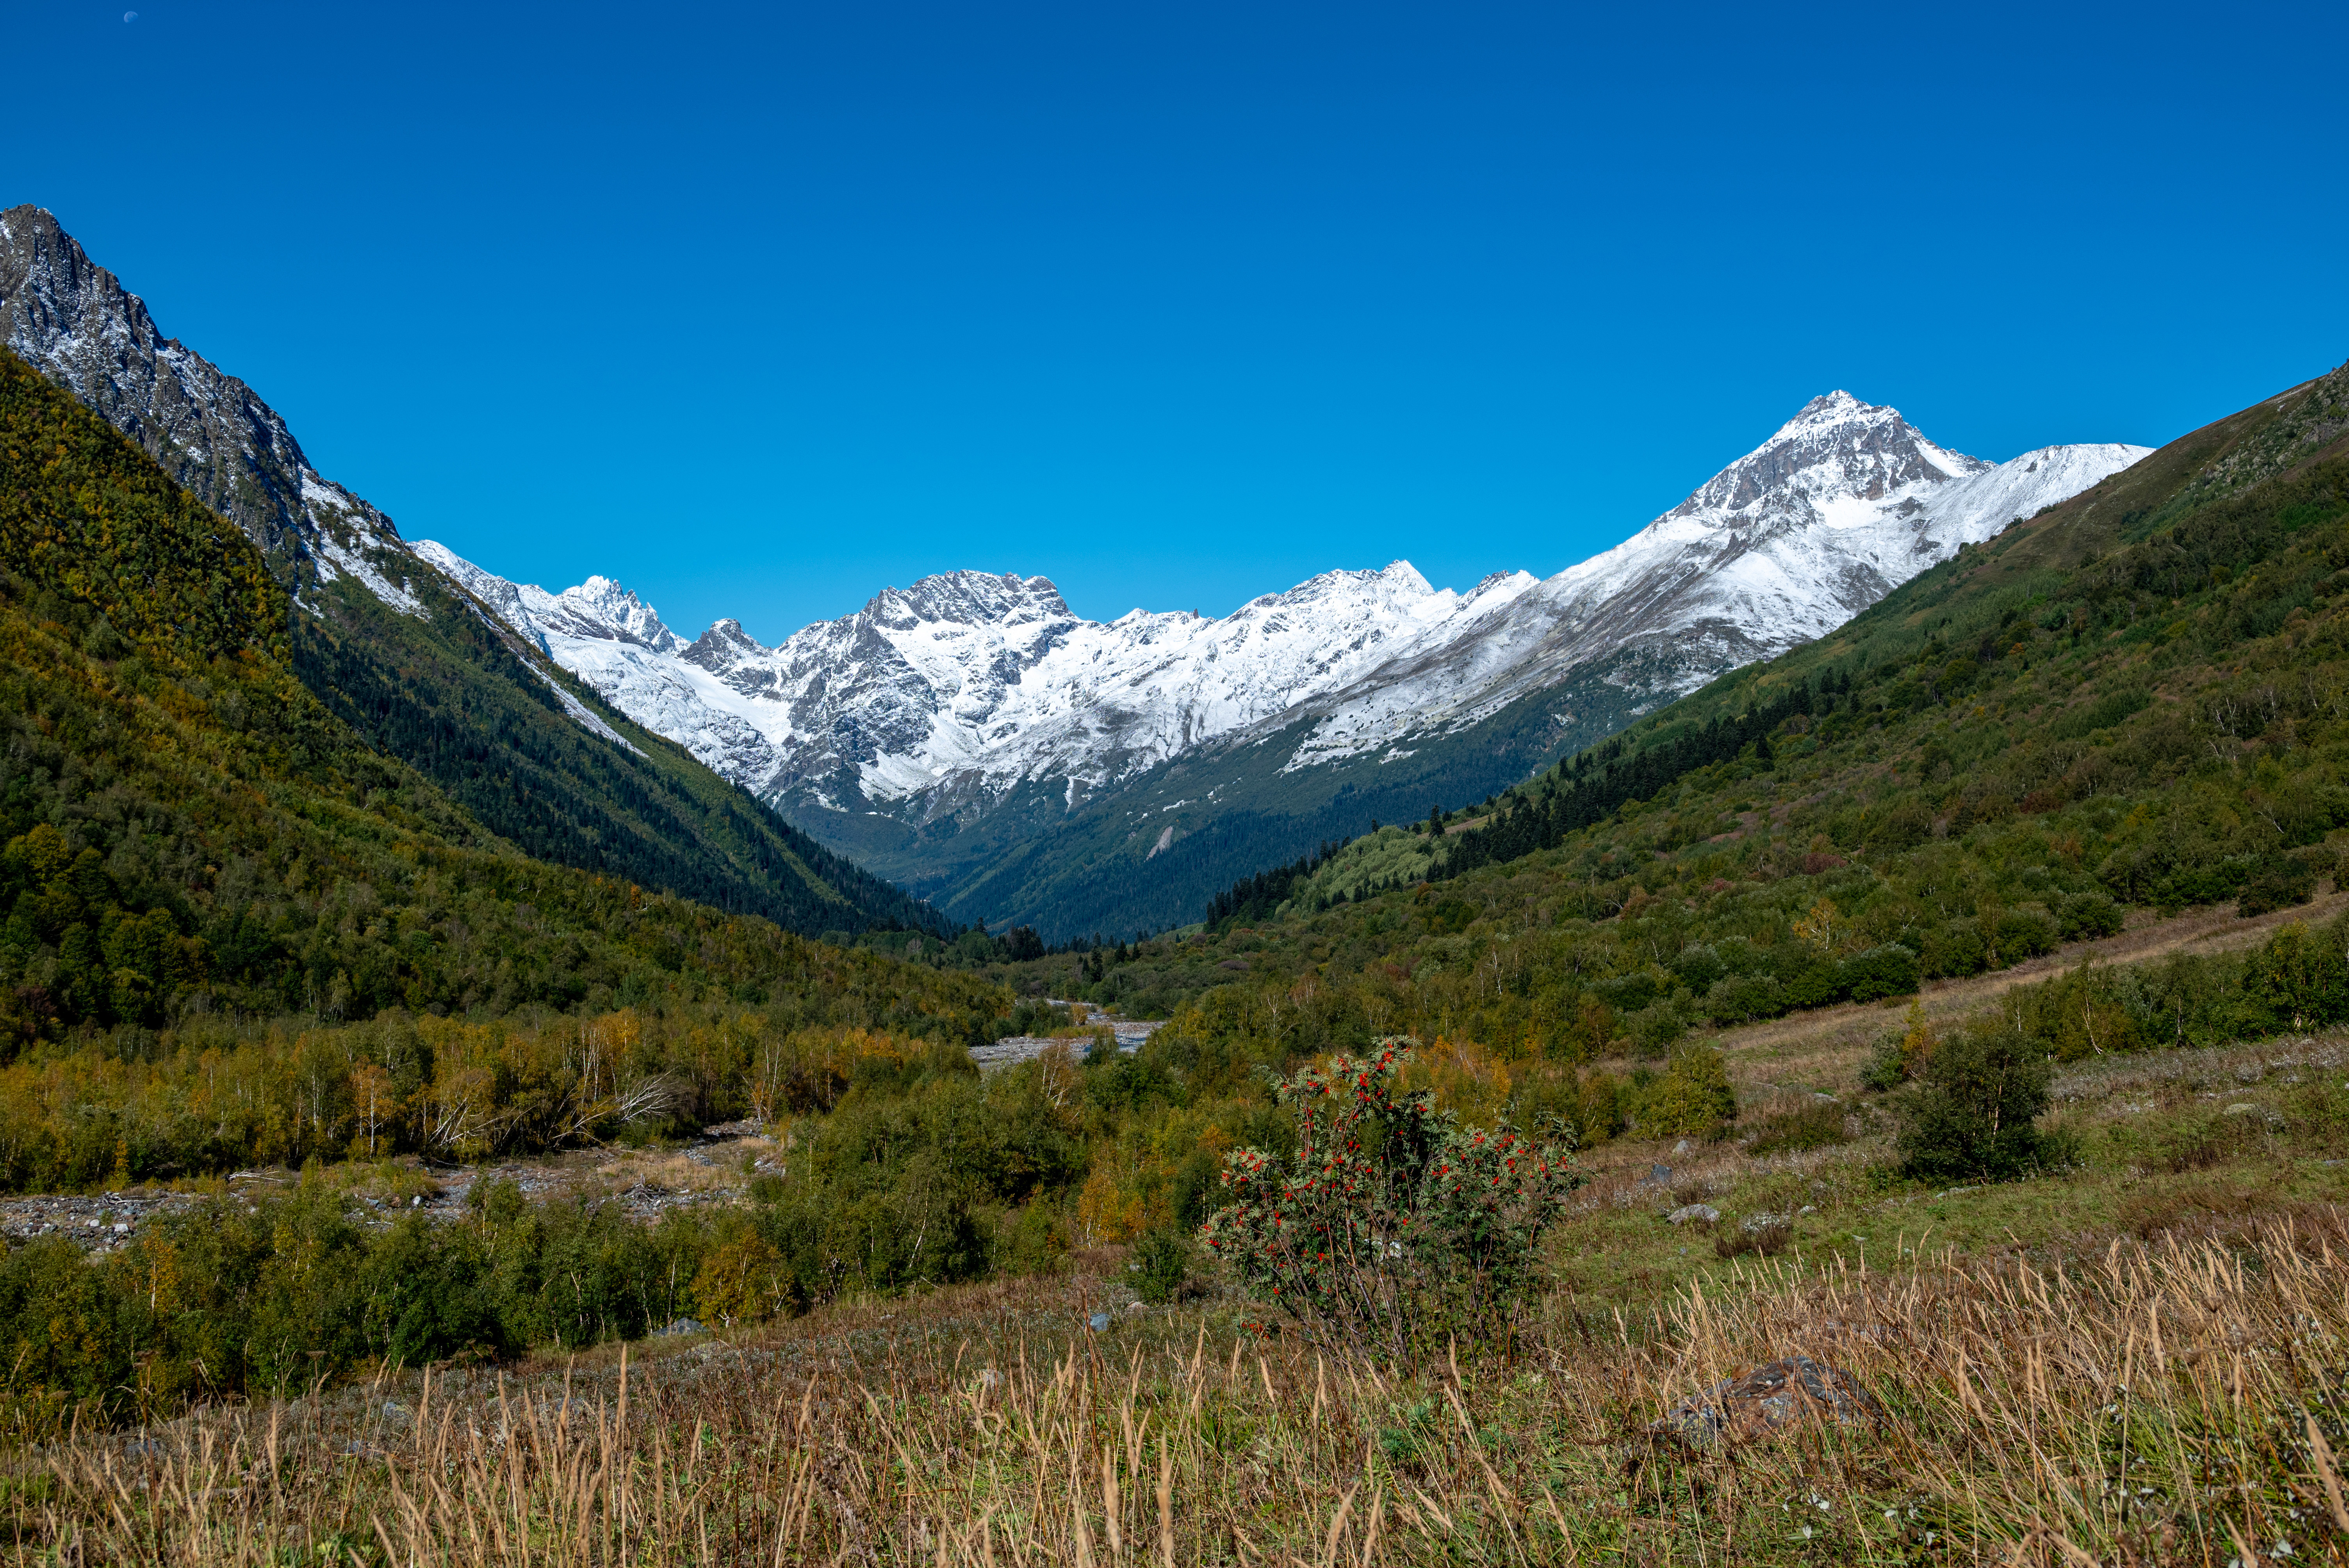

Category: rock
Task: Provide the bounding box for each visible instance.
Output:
[699,1119,765,1140]
[976,1368,1003,1392]
[1740,1212,1788,1234]
[1653,1356,1881,1448]
[1672,1140,1693,1156]
[659,1317,707,1336]
[1087,1311,1111,1332]
[1667,1204,1720,1226]
[2224,1103,2259,1115]
[1638,1164,1673,1187]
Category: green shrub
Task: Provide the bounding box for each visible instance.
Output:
[1130,1227,1193,1304]
[2057,893,2124,941]
[1859,1035,1911,1092]
[1895,1025,2067,1183]
[1992,911,2059,966]
[1623,1000,1688,1056]
[1840,943,1922,1001]
[1199,1041,1582,1362]
[1670,945,1725,991]
[991,1201,1069,1278]
[1639,1047,1738,1137]
[2239,853,2320,917]
[1921,922,1987,978]
[1706,972,1786,1024]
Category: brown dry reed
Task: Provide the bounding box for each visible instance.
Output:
[10,1211,2349,1565]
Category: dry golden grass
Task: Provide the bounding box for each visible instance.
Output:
[1708,889,2349,1093]
[12,1212,2349,1564]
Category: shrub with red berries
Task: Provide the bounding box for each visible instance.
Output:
[1198,1038,1582,1362]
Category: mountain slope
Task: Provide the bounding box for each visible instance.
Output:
[1016,355,2349,1054]
[429,394,2144,936]
[0,346,1000,1040]
[0,205,943,938]
[1426,353,2349,904]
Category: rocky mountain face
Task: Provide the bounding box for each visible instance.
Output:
[0,205,949,939]
[421,394,2149,936]
[0,206,418,606]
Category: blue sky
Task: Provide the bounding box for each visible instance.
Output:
[11,0,2346,642]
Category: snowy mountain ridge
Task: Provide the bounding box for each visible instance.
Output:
[416,394,2149,843]
[413,545,1547,815]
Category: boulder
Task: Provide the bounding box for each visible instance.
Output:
[1653,1355,1881,1447]
[1666,1203,1720,1226]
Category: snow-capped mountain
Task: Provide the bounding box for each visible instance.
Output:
[415,544,1540,817]
[1266,396,2152,771]
[418,392,2148,873]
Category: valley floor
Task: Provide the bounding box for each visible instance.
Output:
[12,1010,2349,1559]
[14,905,2349,1563]
[9,1193,2342,1564]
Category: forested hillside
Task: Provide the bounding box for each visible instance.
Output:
[0,347,996,1042]
[292,560,943,937]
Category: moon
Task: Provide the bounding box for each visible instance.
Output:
[123,10,137,19]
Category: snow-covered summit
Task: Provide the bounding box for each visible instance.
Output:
[1268,397,2147,769]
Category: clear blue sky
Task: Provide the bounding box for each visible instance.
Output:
[11,1,2345,643]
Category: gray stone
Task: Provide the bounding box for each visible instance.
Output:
[1667,1204,1720,1226]
[1654,1356,1881,1448]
